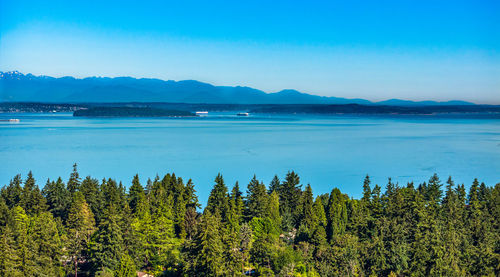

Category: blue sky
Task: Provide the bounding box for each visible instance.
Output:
[1,0,499,103]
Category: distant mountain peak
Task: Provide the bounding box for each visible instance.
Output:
[0,71,476,105]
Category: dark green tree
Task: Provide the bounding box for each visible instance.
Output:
[128,174,145,215]
[42,177,70,219]
[89,205,124,273]
[206,174,229,220]
[246,175,269,219]
[67,163,81,194]
[66,192,96,277]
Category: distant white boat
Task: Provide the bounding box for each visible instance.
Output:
[237,112,249,116]
[8,119,20,122]
[195,111,208,116]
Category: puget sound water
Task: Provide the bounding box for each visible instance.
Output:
[1,112,499,205]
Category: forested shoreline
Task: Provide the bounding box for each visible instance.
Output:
[0,165,498,276]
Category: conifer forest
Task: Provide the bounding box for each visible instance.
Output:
[0,165,499,276]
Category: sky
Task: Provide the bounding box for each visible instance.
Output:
[0,0,499,103]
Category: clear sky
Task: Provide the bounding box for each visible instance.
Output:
[1,0,499,103]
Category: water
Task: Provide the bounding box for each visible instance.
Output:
[1,112,499,205]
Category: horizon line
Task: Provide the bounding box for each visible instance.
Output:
[1,70,496,105]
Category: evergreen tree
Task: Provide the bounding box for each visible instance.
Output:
[150,194,179,271]
[267,191,281,230]
[228,182,244,230]
[89,205,124,273]
[67,163,81,194]
[128,174,145,214]
[11,206,36,275]
[1,174,23,208]
[313,196,327,228]
[130,196,154,268]
[246,175,269,219]
[184,206,199,241]
[301,184,317,231]
[80,176,102,222]
[114,253,136,277]
[362,175,372,202]
[279,171,302,224]
[326,188,348,242]
[3,168,500,277]
[66,192,96,277]
[31,211,63,276]
[249,217,278,271]
[0,225,22,276]
[268,175,280,194]
[21,171,48,215]
[206,174,229,220]
[186,210,225,276]
[42,177,70,220]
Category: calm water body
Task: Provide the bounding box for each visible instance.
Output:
[1,112,499,205]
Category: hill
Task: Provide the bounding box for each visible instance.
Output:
[0,71,476,105]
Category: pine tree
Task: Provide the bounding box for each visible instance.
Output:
[362,175,372,203]
[228,183,243,231]
[67,163,81,194]
[31,211,63,275]
[184,179,200,209]
[43,177,70,220]
[186,210,225,276]
[184,206,199,241]
[130,196,154,268]
[439,177,463,276]
[114,253,136,277]
[11,206,36,275]
[279,171,302,225]
[128,174,144,215]
[80,176,102,222]
[326,188,348,242]
[466,179,496,276]
[268,175,281,194]
[0,225,22,276]
[313,196,327,230]
[249,217,278,271]
[21,171,48,215]
[150,194,179,270]
[301,184,317,231]
[410,191,433,276]
[267,191,281,230]
[89,205,124,273]
[0,198,8,227]
[246,175,269,219]
[66,192,96,277]
[1,174,23,208]
[206,174,229,220]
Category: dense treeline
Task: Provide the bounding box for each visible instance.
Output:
[73,107,195,117]
[3,102,500,116]
[0,165,499,276]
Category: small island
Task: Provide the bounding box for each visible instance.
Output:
[73,107,196,117]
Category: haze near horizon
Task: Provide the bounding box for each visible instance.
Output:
[1,0,499,103]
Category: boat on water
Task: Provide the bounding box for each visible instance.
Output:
[237,112,249,116]
[195,111,208,116]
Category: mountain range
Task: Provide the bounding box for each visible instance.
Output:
[0,71,475,105]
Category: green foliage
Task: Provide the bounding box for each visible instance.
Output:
[67,163,81,194]
[89,205,124,272]
[115,254,136,277]
[42,177,70,220]
[206,173,229,220]
[1,169,499,276]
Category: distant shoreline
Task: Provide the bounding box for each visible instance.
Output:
[73,107,196,117]
[2,102,500,116]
